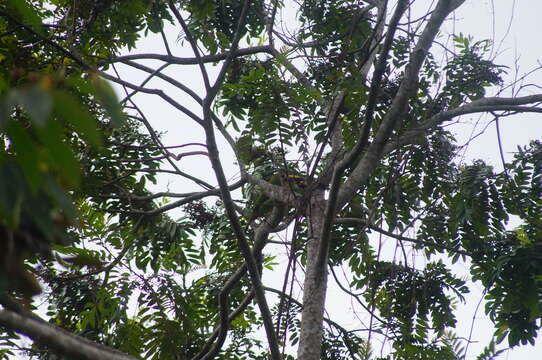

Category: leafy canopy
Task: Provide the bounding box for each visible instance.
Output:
[0,1,541,360]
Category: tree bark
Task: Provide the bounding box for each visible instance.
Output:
[0,310,136,360]
[297,2,468,359]
[297,189,328,360]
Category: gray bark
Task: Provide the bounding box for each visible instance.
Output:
[297,189,328,359]
[0,310,136,360]
[297,2,468,360]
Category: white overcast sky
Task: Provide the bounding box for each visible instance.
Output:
[108,1,542,359]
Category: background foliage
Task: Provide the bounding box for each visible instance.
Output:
[0,1,541,360]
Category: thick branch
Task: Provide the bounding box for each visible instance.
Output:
[311,1,386,189]
[0,310,136,360]
[317,0,408,278]
[337,0,466,208]
[196,2,282,358]
[245,174,297,204]
[384,96,542,153]
[422,95,542,127]
[194,207,284,360]
[193,291,255,360]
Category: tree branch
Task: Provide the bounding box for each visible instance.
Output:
[167,0,211,90]
[383,96,542,153]
[264,286,385,344]
[195,207,284,360]
[117,59,241,169]
[337,0,466,208]
[0,310,136,360]
[97,70,204,126]
[121,99,213,190]
[195,2,282,358]
[317,0,409,277]
[107,180,244,216]
[245,174,297,204]
[107,46,273,66]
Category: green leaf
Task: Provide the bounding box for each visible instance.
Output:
[42,176,77,222]
[13,87,53,126]
[0,162,24,227]
[6,0,44,35]
[5,121,41,190]
[92,78,126,127]
[37,118,81,186]
[53,90,102,147]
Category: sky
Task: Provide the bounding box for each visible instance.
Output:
[108,1,542,359]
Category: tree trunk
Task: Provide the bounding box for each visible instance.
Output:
[297,189,328,360]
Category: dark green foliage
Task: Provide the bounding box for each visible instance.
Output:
[221,59,315,151]
[351,260,468,344]
[0,1,126,296]
[477,338,507,360]
[1,1,542,360]
[184,0,265,54]
[300,0,372,73]
[467,143,542,347]
[438,34,506,109]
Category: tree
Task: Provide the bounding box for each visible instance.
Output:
[1,0,542,359]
